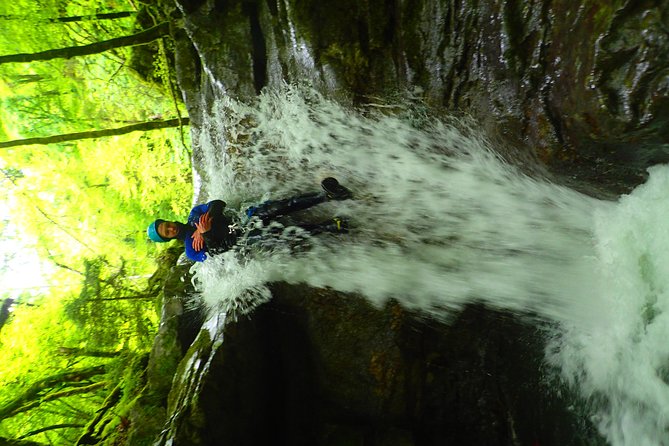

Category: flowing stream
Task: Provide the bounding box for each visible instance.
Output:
[188,85,669,446]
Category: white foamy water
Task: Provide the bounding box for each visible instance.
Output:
[190,85,669,445]
[547,166,669,446]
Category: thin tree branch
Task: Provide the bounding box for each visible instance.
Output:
[0,22,169,64]
[0,172,96,254]
[0,12,135,24]
[0,366,106,420]
[32,206,95,253]
[58,347,121,358]
[0,118,189,149]
[145,8,191,159]
[10,382,107,418]
[18,423,85,440]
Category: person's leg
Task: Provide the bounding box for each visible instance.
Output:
[245,178,352,223]
[297,217,349,235]
[246,192,327,223]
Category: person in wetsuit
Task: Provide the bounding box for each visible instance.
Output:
[146,177,352,262]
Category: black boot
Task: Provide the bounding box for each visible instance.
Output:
[321,177,352,200]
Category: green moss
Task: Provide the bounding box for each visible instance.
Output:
[95,354,168,446]
[322,42,370,91]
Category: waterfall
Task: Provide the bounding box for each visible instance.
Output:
[189,85,669,446]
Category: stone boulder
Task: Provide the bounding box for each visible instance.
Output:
[155,282,603,445]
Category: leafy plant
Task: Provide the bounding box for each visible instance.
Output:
[0,0,192,442]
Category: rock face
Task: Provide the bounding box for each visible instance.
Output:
[174,0,669,194]
[155,284,602,446]
[142,0,669,444]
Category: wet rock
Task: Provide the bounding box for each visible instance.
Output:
[123,257,204,446]
[155,283,603,446]
[147,262,202,398]
[175,0,258,100]
[143,0,669,444]
[173,0,669,193]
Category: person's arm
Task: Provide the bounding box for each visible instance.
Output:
[189,200,227,251]
[194,203,237,255]
[188,200,226,224]
[184,232,207,262]
[188,202,211,226]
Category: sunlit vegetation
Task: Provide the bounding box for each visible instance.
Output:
[0,0,191,443]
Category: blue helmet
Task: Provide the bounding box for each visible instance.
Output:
[147,219,169,242]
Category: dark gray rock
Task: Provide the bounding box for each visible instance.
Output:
[173,0,669,194]
[156,283,602,445]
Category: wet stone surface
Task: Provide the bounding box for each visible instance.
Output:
[156,284,604,446]
[140,0,669,444]
[174,0,669,195]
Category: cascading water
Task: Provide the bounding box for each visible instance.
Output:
[189,85,669,445]
[546,169,669,446]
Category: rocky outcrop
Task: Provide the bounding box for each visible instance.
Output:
[154,282,603,446]
[174,0,669,194]
[135,0,669,444]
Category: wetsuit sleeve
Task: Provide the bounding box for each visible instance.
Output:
[183,202,218,262]
[188,204,205,225]
[184,235,207,262]
[183,200,234,261]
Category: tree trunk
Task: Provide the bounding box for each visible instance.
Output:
[18,424,85,440]
[76,385,122,446]
[0,437,46,446]
[0,22,169,65]
[58,347,121,358]
[88,294,156,302]
[9,382,107,418]
[0,298,14,333]
[7,74,45,85]
[0,366,106,420]
[0,12,135,24]
[0,117,189,149]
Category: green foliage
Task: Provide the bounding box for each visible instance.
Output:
[0,299,106,443]
[0,0,181,139]
[97,354,162,446]
[64,257,158,350]
[0,0,192,442]
[4,128,191,283]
